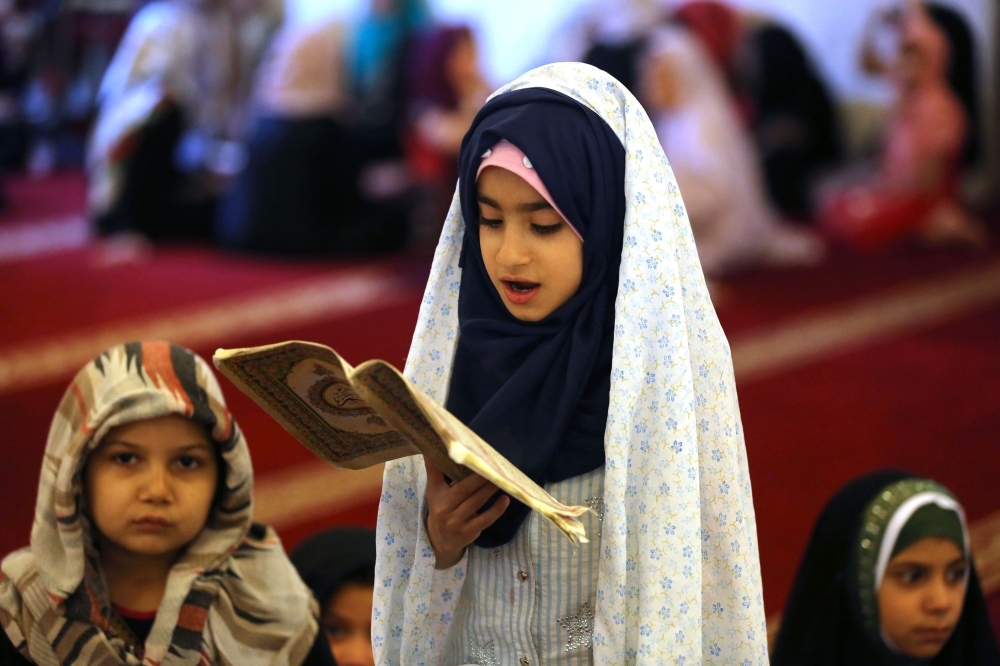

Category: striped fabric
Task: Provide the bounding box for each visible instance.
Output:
[448,468,604,666]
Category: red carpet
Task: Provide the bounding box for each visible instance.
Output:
[1,172,997,636]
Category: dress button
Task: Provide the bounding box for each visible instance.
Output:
[519,658,530,666]
[517,570,528,581]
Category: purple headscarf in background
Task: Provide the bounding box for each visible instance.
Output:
[405,25,474,112]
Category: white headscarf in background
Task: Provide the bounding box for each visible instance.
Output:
[374,62,767,665]
[645,27,822,276]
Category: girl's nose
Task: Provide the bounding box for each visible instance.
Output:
[923,576,955,614]
[495,225,531,268]
[139,464,173,503]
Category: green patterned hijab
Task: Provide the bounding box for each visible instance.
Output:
[850,478,969,655]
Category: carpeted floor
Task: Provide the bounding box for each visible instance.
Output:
[1,172,997,637]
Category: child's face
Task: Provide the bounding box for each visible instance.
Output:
[85,414,219,562]
[477,166,583,321]
[322,582,375,666]
[877,536,967,658]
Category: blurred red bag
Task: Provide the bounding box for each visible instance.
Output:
[819,184,938,250]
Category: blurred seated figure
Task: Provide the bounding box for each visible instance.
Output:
[348,0,429,161]
[862,2,980,167]
[819,1,986,249]
[674,0,842,219]
[641,26,823,277]
[88,0,281,241]
[548,0,663,96]
[771,469,999,665]
[291,527,377,666]
[403,24,487,250]
[214,18,408,255]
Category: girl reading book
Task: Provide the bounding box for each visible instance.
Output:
[0,341,329,665]
[374,62,766,665]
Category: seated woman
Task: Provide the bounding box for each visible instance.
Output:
[819,1,986,249]
[89,0,281,241]
[673,0,843,220]
[215,18,409,255]
[0,341,332,665]
[403,24,488,250]
[640,26,823,277]
[291,527,377,666]
[772,469,999,665]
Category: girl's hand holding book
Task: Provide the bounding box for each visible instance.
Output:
[424,459,510,569]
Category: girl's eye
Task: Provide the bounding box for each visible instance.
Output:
[945,566,968,584]
[112,452,137,465]
[531,222,563,236]
[897,568,925,584]
[176,455,202,470]
[478,214,502,229]
[322,623,346,639]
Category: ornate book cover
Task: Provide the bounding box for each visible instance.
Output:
[213,341,590,543]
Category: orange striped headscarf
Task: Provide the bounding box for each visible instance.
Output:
[0,342,317,665]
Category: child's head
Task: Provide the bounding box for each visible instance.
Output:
[458,90,626,325]
[4,341,321,665]
[853,479,969,659]
[475,142,583,321]
[291,527,377,666]
[29,341,248,597]
[773,470,998,665]
[84,414,220,565]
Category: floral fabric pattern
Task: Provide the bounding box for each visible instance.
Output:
[374,62,767,665]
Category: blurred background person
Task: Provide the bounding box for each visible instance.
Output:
[818,0,986,250]
[547,0,663,96]
[291,527,377,666]
[641,25,824,277]
[772,470,999,665]
[215,16,409,255]
[673,0,843,221]
[87,0,281,242]
[348,0,428,161]
[403,23,487,251]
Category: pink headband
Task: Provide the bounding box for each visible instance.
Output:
[476,140,582,241]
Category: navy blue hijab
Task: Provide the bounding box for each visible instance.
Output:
[446,88,626,547]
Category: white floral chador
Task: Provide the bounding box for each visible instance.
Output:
[374,62,767,665]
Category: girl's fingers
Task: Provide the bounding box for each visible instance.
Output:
[425,459,494,518]
[454,479,503,522]
[424,458,447,492]
[468,494,510,533]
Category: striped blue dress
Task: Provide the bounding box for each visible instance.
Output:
[444,467,605,666]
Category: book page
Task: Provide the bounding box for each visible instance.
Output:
[213,342,418,469]
[350,361,591,544]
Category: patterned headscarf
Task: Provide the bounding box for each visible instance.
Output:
[374,62,766,664]
[0,341,318,665]
[851,478,968,654]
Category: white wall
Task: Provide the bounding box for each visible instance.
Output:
[288,0,994,103]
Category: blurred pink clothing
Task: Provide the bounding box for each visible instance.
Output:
[822,3,968,249]
[881,3,966,193]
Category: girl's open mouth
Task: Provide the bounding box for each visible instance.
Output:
[502,279,541,305]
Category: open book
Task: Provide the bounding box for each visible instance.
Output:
[213,341,590,544]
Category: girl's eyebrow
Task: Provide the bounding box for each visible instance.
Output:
[102,440,212,451]
[477,193,553,213]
